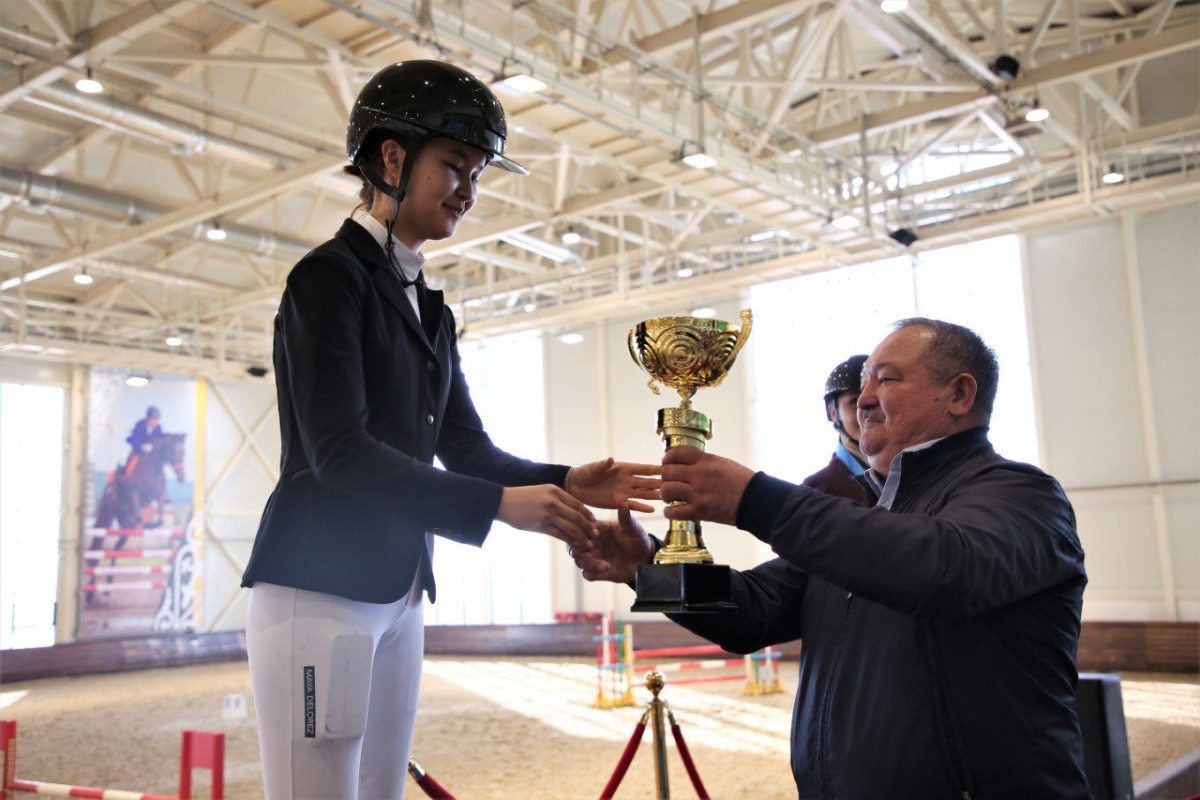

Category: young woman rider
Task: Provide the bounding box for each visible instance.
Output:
[243,60,659,799]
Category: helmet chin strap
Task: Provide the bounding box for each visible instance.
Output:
[359,148,424,289]
[829,401,861,448]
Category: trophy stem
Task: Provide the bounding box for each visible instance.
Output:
[655,406,713,565]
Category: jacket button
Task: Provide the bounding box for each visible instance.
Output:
[425,414,435,425]
[426,360,437,372]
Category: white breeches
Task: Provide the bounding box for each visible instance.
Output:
[246,580,424,800]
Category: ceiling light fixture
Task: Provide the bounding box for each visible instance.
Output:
[500,74,547,93]
[1101,165,1124,184]
[497,58,547,93]
[523,302,537,313]
[559,332,584,345]
[206,221,227,241]
[500,231,575,263]
[1025,99,1050,123]
[165,333,183,347]
[126,374,150,388]
[880,0,909,12]
[677,267,694,278]
[561,226,582,246]
[673,141,717,170]
[73,266,94,285]
[823,212,860,232]
[75,66,103,94]
[888,227,919,247]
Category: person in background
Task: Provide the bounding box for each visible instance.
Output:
[576,318,1089,799]
[804,354,869,502]
[242,60,660,800]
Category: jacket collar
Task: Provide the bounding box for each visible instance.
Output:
[854,426,994,507]
[334,218,442,355]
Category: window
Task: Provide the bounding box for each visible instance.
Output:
[425,331,553,625]
[749,234,1038,491]
[1,383,65,649]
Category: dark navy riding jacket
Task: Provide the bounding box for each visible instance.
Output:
[243,219,567,604]
[672,427,1089,799]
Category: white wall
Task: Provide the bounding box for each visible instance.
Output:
[1024,200,1200,620]
[200,376,279,632]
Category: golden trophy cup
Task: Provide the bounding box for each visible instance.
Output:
[627,310,752,613]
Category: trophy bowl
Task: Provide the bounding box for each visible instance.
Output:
[628,311,752,405]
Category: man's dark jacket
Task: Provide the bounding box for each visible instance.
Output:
[243,220,566,604]
[672,427,1089,799]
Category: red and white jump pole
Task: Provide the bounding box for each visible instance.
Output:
[1,720,223,800]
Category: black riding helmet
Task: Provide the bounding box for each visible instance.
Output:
[824,354,868,444]
[346,60,528,204]
[823,354,868,405]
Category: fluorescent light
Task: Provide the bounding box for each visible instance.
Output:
[826,214,859,231]
[559,333,584,345]
[880,0,908,11]
[747,229,778,243]
[206,222,226,241]
[165,335,183,347]
[692,307,716,318]
[76,68,103,94]
[677,267,694,278]
[500,232,575,263]
[1025,105,1049,123]
[1101,166,1124,184]
[500,74,547,93]
[126,374,150,388]
[681,152,717,169]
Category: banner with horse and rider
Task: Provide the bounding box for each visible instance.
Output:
[80,367,203,639]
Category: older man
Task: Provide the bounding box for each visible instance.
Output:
[576,318,1089,799]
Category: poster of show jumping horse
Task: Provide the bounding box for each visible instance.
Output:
[80,367,203,638]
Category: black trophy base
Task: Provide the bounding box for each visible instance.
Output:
[631,563,738,614]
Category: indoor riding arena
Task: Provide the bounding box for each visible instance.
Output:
[0,1,1197,799]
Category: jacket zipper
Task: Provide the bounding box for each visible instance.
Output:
[932,674,974,799]
[815,592,854,798]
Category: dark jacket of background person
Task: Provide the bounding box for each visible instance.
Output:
[670,427,1089,799]
[802,452,867,504]
[243,220,567,604]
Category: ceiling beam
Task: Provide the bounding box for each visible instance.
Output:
[808,21,1200,146]
[0,0,195,111]
[0,155,341,292]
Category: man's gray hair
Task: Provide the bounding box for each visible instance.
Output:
[892,318,999,415]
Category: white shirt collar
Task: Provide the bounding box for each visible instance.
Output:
[353,213,424,285]
[866,436,947,510]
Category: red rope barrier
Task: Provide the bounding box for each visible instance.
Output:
[670,721,710,800]
[414,772,455,799]
[407,759,456,799]
[599,721,647,799]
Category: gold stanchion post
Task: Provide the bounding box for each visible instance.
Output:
[646,671,670,799]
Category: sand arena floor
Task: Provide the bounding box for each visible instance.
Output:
[1,657,1198,799]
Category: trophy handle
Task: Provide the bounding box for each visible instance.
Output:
[710,310,753,388]
[628,327,662,395]
[731,309,754,362]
